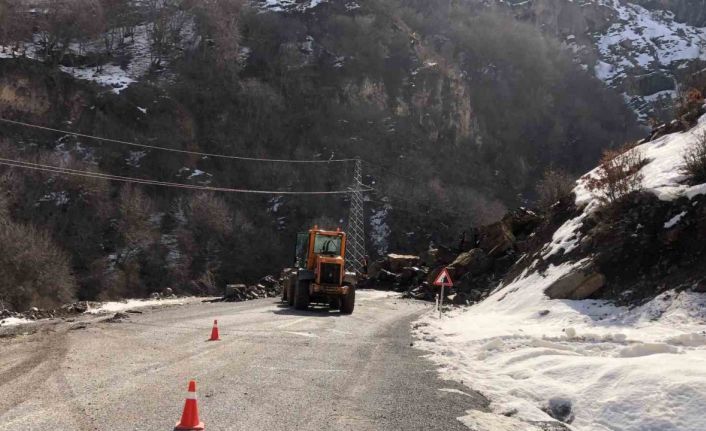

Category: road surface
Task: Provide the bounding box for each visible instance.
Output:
[0,291,488,430]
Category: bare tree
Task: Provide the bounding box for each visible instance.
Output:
[682,132,706,184]
[117,185,156,263]
[197,0,244,69]
[0,1,33,57]
[34,0,105,63]
[535,167,575,209]
[586,144,647,205]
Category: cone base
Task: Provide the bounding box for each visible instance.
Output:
[175,421,204,430]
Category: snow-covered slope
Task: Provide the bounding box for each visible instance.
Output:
[593,1,706,121]
[496,0,706,122]
[415,116,706,430]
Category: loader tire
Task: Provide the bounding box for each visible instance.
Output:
[287,280,295,306]
[294,280,310,310]
[340,286,355,314]
[329,297,341,310]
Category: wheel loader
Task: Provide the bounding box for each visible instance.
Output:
[281,226,357,314]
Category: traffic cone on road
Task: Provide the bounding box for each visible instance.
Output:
[209,320,220,341]
[175,380,205,430]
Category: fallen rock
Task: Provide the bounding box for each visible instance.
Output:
[478,221,515,257]
[693,279,706,293]
[544,264,606,300]
[225,284,247,299]
[449,248,491,278]
[422,245,457,267]
[106,312,130,322]
[543,397,575,424]
[387,253,420,272]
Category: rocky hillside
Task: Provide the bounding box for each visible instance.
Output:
[408,102,706,431]
[481,0,706,122]
[0,0,679,311]
[370,99,706,307]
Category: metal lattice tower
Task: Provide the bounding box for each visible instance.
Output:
[346,159,366,274]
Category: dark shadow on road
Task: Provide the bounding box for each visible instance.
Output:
[271,303,345,318]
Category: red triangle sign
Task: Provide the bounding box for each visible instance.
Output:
[433,268,453,287]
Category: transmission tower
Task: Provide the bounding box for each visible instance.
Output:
[346,158,366,274]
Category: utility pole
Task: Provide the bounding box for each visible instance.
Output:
[346,158,366,275]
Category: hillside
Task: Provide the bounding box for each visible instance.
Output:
[0,0,650,310]
[476,0,706,122]
[414,109,706,430]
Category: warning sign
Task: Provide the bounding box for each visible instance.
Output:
[433,268,453,288]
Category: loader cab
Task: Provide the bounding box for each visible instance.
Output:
[294,226,347,272]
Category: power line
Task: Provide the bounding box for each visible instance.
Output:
[0,157,374,195]
[0,118,357,164]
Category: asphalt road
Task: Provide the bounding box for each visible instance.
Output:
[0,291,488,431]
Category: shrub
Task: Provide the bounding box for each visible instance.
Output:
[675,88,705,126]
[681,132,706,184]
[535,168,575,209]
[0,220,76,311]
[586,144,647,204]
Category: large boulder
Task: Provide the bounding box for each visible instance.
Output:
[449,248,491,278]
[544,264,606,300]
[386,253,420,272]
[225,284,247,299]
[422,245,457,267]
[502,207,543,238]
[477,221,515,257]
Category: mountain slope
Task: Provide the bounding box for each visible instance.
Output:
[484,0,706,122]
[0,0,640,309]
[415,112,706,430]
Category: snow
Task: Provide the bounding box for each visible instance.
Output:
[126,150,147,168]
[259,0,328,12]
[585,1,706,120]
[542,213,586,258]
[575,113,706,211]
[416,116,706,431]
[415,261,706,430]
[86,297,190,314]
[370,201,392,255]
[595,1,706,83]
[664,211,686,229]
[0,317,32,327]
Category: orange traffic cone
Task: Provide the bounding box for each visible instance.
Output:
[209,320,220,341]
[175,380,205,430]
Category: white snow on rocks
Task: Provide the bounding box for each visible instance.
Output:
[576,113,706,211]
[415,261,706,430]
[258,0,328,12]
[595,1,706,84]
[416,116,706,430]
[0,317,32,327]
[370,201,392,255]
[86,297,191,314]
[664,211,686,229]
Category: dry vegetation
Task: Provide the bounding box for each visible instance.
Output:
[586,144,648,205]
[535,168,575,209]
[682,132,706,184]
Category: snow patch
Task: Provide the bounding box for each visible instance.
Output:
[415,259,706,430]
[86,298,189,314]
[258,0,328,12]
[664,211,686,229]
[0,317,32,327]
[370,201,392,255]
